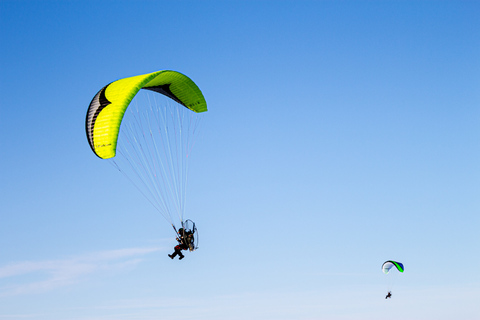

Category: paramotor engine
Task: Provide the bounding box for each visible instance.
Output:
[178,219,198,251]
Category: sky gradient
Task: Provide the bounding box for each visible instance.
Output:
[1,1,479,319]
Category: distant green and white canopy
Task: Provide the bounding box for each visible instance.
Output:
[382,260,404,274]
[86,70,207,159]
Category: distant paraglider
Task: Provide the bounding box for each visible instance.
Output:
[382,260,404,299]
[85,70,207,259]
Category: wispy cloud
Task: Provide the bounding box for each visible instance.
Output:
[0,247,162,297]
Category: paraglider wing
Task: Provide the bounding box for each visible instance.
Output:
[382,260,404,274]
[86,70,207,159]
[85,69,207,230]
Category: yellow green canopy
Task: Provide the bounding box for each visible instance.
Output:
[86,70,207,159]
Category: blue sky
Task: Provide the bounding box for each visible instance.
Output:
[1,1,479,319]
